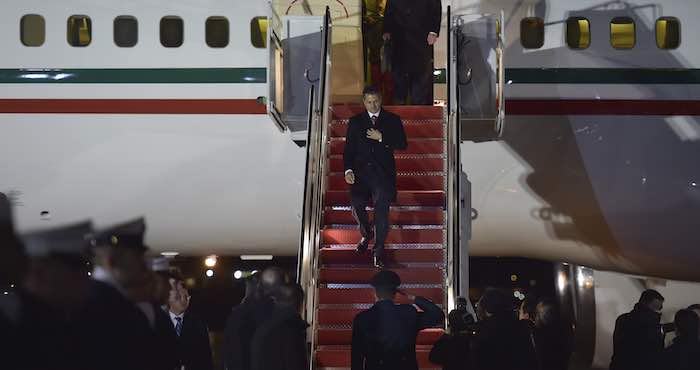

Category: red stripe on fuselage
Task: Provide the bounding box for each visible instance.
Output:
[0,99,266,114]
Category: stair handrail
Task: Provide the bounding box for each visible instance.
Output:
[295,7,332,369]
[445,5,463,311]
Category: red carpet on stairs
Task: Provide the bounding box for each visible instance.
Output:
[315,105,447,369]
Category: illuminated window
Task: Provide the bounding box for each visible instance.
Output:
[520,17,544,49]
[656,17,680,49]
[21,15,45,47]
[67,15,92,47]
[610,17,635,49]
[114,16,138,47]
[566,17,590,49]
[250,17,268,48]
[206,16,229,48]
[160,16,183,47]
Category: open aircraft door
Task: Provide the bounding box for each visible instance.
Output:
[451,11,505,141]
[267,2,325,145]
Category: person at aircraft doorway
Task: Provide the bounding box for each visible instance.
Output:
[383,0,442,105]
[344,86,407,268]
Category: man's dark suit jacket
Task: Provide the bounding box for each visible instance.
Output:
[249,306,309,370]
[80,280,155,370]
[343,109,408,201]
[223,297,275,370]
[351,297,444,370]
[175,310,214,370]
[384,0,442,73]
[610,304,664,370]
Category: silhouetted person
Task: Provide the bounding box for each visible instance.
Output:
[610,289,665,370]
[169,274,214,370]
[150,257,181,370]
[81,218,157,370]
[224,267,285,370]
[429,303,474,370]
[1,220,93,370]
[531,298,573,370]
[250,282,309,370]
[383,0,442,104]
[344,86,408,268]
[351,270,444,370]
[663,309,700,370]
[688,304,700,332]
[471,288,537,370]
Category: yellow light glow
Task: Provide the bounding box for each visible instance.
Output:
[204,255,217,267]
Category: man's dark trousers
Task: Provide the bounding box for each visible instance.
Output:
[351,163,391,258]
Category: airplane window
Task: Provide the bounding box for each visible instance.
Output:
[566,17,590,49]
[656,17,680,49]
[520,17,544,49]
[250,17,268,48]
[160,16,184,47]
[20,15,45,47]
[67,15,92,47]
[114,16,138,47]
[206,16,229,48]
[610,17,635,49]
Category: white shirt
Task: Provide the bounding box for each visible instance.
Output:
[169,310,185,330]
[345,110,382,176]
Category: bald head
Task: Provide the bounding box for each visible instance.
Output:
[260,266,285,298]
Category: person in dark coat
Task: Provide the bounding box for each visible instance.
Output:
[609,289,665,370]
[470,288,537,370]
[250,282,309,370]
[663,308,700,370]
[1,220,94,370]
[383,0,442,104]
[344,86,408,268]
[429,304,475,370]
[351,270,444,370]
[169,274,214,370]
[223,267,285,370]
[531,298,573,370]
[81,217,158,370]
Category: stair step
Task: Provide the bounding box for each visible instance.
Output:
[330,120,445,139]
[322,228,443,244]
[328,173,443,191]
[324,208,444,225]
[331,105,444,120]
[316,346,439,368]
[317,327,443,345]
[321,246,444,265]
[320,266,444,284]
[325,190,445,207]
[329,157,444,172]
[319,286,444,304]
[330,139,444,155]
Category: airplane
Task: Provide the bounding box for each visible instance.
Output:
[1,0,699,368]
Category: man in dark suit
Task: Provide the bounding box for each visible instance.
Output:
[351,270,444,370]
[250,282,309,370]
[81,217,158,370]
[344,86,408,268]
[223,267,285,370]
[383,0,442,105]
[169,275,214,370]
[610,289,665,370]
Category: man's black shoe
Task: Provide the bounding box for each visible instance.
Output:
[373,255,385,269]
[355,238,370,254]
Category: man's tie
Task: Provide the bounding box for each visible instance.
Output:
[371,115,378,125]
[175,317,183,336]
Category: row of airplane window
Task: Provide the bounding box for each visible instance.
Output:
[521,16,681,50]
[18,15,268,49]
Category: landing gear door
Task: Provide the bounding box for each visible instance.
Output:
[453,11,505,141]
[267,3,323,138]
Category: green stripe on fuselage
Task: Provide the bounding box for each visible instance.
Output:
[3,67,700,84]
[0,68,266,83]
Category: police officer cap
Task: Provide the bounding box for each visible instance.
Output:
[89,217,147,251]
[21,221,93,258]
[370,270,401,289]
